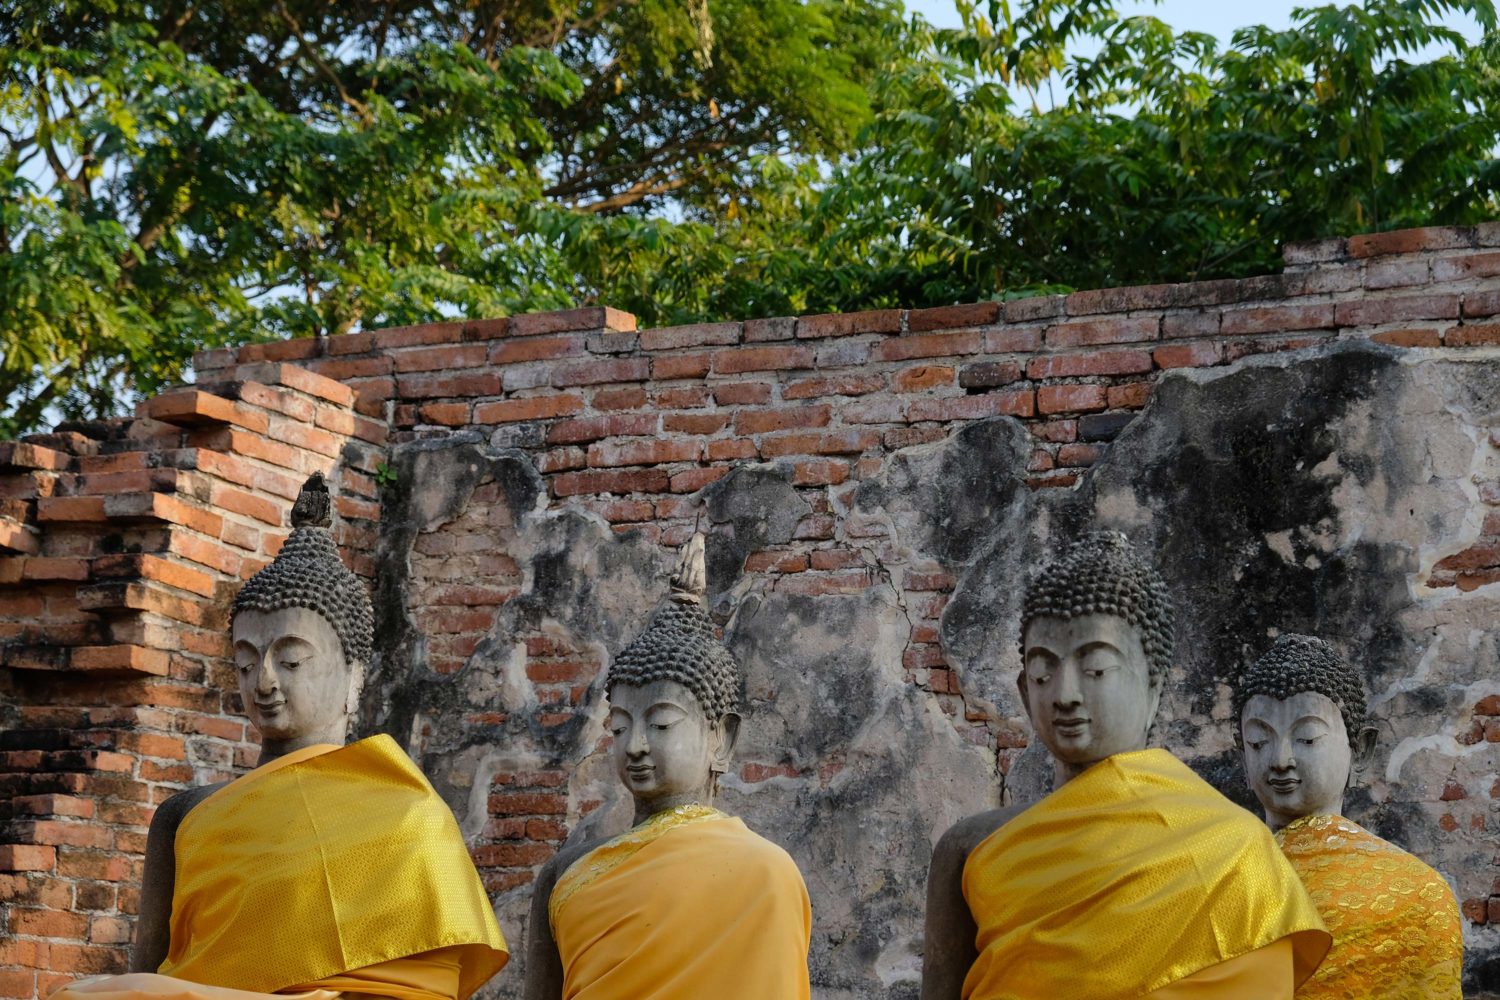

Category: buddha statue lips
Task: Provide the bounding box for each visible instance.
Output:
[524,533,813,1000]
[52,471,509,1000]
[1238,634,1464,999]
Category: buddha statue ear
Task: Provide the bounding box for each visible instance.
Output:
[709,711,742,775]
[1350,724,1379,780]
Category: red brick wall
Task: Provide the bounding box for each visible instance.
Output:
[3,223,1500,997]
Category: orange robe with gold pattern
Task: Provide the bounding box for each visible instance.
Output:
[1276,814,1462,999]
[50,737,508,1000]
[549,805,811,1000]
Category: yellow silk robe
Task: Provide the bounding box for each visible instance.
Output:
[51,737,507,1000]
[1276,814,1462,999]
[962,748,1331,1000]
[549,804,811,1000]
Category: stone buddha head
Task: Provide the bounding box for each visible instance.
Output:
[1236,634,1377,831]
[1018,531,1175,783]
[230,472,374,755]
[604,535,742,818]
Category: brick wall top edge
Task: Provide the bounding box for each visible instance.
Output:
[187,221,1500,377]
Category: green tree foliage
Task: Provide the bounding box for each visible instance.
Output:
[4,0,1500,435]
[805,0,1500,309]
[0,0,899,435]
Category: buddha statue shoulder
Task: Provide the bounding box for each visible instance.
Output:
[1237,634,1463,999]
[922,531,1330,1000]
[522,534,812,1000]
[51,473,508,1000]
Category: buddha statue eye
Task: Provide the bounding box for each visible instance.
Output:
[1246,739,1267,751]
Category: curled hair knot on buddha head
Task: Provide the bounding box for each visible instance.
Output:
[606,534,740,721]
[231,471,374,665]
[1234,633,1367,748]
[1020,530,1176,685]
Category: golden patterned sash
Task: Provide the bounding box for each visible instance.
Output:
[1276,814,1462,999]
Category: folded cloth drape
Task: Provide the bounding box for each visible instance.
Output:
[50,737,507,1000]
[549,804,811,1000]
[961,748,1330,1000]
[1275,813,1462,1000]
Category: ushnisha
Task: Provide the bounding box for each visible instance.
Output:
[923,531,1330,999]
[51,472,508,1000]
[1238,633,1463,999]
[524,534,812,1000]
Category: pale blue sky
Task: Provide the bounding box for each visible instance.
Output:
[904,0,1483,44]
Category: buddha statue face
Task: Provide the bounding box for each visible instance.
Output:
[1021,613,1161,768]
[607,678,739,810]
[1236,634,1377,831]
[1016,531,1175,782]
[1240,690,1357,830]
[232,606,356,745]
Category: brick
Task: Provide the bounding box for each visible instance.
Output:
[775,571,873,596]
[743,317,796,342]
[712,382,772,405]
[783,375,884,399]
[662,413,729,435]
[361,322,462,352]
[36,497,107,523]
[1463,288,1500,318]
[1364,257,1430,289]
[957,362,1023,389]
[475,395,583,424]
[1030,419,1077,443]
[1004,295,1065,323]
[593,387,649,410]
[1037,385,1107,415]
[0,845,55,871]
[1446,323,1500,347]
[552,357,649,387]
[1065,284,1182,315]
[1282,236,1348,265]
[11,907,89,939]
[1333,294,1460,327]
[744,550,809,573]
[712,346,814,374]
[1161,310,1221,338]
[906,302,1000,332]
[409,402,465,426]
[209,484,283,526]
[552,469,670,496]
[71,645,170,676]
[239,363,356,406]
[1371,328,1442,348]
[0,442,69,471]
[43,943,126,976]
[907,391,1034,422]
[396,371,501,399]
[652,353,712,380]
[1106,382,1153,409]
[638,322,741,351]
[734,405,832,435]
[1347,226,1473,258]
[0,518,36,555]
[490,335,586,364]
[141,390,268,433]
[1057,443,1104,467]
[1219,303,1335,335]
[706,439,758,461]
[789,460,848,486]
[392,343,488,373]
[872,331,980,362]
[1045,317,1158,349]
[655,387,709,409]
[795,309,903,338]
[1153,343,1223,369]
[306,355,393,381]
[587,439,700,468]
[670,468,729,493]
[759,430,881,458]
[509,306,636,337]
[20,557,89,582]
[889,363,955,393]
[1028,351,1151,379]
[546,413,657,445]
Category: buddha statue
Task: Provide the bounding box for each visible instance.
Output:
[922,531,1331,1000]
[1237,633,1463,998]
[523,534,812,1000]
[51,472,508,1000]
